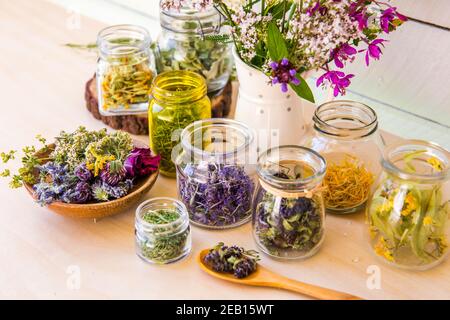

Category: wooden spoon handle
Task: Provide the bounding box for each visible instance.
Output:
[268,277,363,300]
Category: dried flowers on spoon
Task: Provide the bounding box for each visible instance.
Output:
[203,242,260,279]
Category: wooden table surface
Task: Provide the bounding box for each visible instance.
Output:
[0,0,448,300]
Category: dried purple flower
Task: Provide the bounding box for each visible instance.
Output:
[203,242,259,279]
[178,164,254,228]
[62,181,92,204]
[92,179,134,201]
[269,58,300,93]
[100,162,126,186]
[74,163,93,182]
[124,148,160,178]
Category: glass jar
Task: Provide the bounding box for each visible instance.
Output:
[176,118,255,229]
[253,146,326,259]
[135,197,191,264]
[303,100,383,214]
[149,70,211,177]
[155,3,233,95]
[97,24,154,116]
[367,140,449,270]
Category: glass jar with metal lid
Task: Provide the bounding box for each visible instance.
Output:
[367,140,449,270]
[302,100,384,214]
[155,2,233,95]
[96,24,154,116]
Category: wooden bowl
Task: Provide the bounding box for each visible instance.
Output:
[24,141,159,219]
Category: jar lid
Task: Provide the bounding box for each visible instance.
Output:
[382,139,449,183]
[97,24,151,57]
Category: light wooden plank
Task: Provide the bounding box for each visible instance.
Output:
[392,0,450,29]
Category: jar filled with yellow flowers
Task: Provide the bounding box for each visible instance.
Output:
[367,140,449,270]
[303,101,383,214]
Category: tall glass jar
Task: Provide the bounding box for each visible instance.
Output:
[135,197,191,264]
[367,140,449,270]
[149,70,211,177]
[155,3,233,95]
[253,146,326,259]
[176,118,255,229]
[97,24,154,116]
[303,100,383,214]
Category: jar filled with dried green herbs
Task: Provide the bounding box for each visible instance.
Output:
[303,101,383,214]
[253,146,326,259]
[367,140,449,270]
[97,25,154,116]
[149,70,211,177]
[155,3,232,95]
[135,197,191,264]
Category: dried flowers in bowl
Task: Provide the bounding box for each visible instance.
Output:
[176,118,255,229]
[1,127,160,218]
[253,146,326,259]
[203,242,260,279]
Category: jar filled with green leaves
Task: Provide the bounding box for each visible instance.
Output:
[135,197,191,264]
[155,2,233,95]
[149,70,211,177]
[97,24,154,116]
[367,140,449,270]
[253,146,327,259]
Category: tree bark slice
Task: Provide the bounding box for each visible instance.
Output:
[85,75,233,135]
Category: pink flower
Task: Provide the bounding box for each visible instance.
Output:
[316,70,354,97]
[380,7,407,33]
[365,39,387,66]
[348,3,368,30]
[331,43,357,68]
[124,148,161,177]
[307,1,328,16]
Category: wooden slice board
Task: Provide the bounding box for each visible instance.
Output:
[85,75,233,135]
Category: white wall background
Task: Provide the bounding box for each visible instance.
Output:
[49,0,450,149]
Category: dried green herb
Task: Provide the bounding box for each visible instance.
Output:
[137,209,190,264]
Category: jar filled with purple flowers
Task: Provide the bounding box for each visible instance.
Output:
[175,118,255,229]
[253,146,326,259]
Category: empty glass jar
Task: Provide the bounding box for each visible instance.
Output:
[135,197,191,264]
[176,118,255,229]
[155,2,233,95]
[149,70,211,177]
[97,24,154,116]
[253,146,326,259]
[367,140,449,270]
[303,100,384,214]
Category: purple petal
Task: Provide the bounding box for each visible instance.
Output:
[316,74,325,86]
[291,77,300,85]
[272,77,279,84]
[269,61,278,70]
[281,58,289,66]
[280,82,288,92]
[289,69,296,76]
[334,57,344,68]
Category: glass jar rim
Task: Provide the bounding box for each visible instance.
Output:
[135,197,189,230]
[257,145,327,187]
[151,70,207,102]
[382,139,449,182]
[97,24,151,56]
[181,118,254,158]
[313,100,378,139]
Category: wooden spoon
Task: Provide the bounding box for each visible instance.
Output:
[198,249,363,300]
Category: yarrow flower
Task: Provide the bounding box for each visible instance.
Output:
[365,39,387,66]
[380,7,407,33]
[317,70,354,97]
[269,58,300,93]
[331,43,357,68]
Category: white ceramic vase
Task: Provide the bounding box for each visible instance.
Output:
[233,51,309,151]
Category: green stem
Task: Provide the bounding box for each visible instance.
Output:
[281,0,287,33]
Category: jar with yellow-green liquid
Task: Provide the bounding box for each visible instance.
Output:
[149,70,211,177]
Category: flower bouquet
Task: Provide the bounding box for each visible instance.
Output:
[162,0,406,146]
[1,127,161,218]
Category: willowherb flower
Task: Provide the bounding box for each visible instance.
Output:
[348,2,369,31]
[365,39,387,66]
[317,70,354,97]
[306,1,328,16]
[160,0,184,11]
[269,58,300,93]
[331,43,357,69]
[380,7,407,33]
